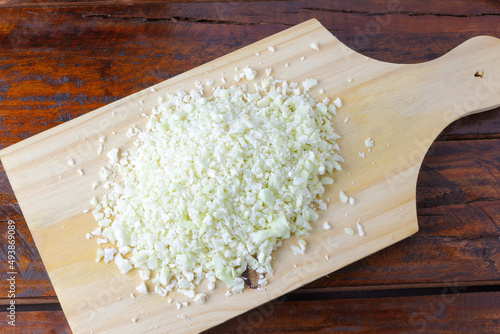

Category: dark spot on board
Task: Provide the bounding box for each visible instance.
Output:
[242,269,263,289]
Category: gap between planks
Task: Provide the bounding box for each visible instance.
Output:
[2,281,499,306]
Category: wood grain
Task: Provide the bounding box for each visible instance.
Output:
[0,1,499,333]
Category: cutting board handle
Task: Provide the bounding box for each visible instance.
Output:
[418,35,500,126]
[346,35,500,151]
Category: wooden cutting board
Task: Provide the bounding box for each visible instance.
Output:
[1,19,500,333]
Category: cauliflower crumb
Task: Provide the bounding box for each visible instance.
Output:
[344,227,355,236]
[303,78,318,91]
[333,97,342,108]
[97,144,104,156]
[194,293,207,304]
[136,281,148,294]
[339,190,349,204]
[365,138,374,147]
[357,222,365,236]
[242,66,257,80]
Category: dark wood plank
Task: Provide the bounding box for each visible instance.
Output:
[0,309,70,334]
[206,291,500,333]
[1,0,499,16]
[0,7,498,149]
[437,110,500,141]
[0,3,498,149]
[0,164,23,221]
[0,218,55,300]
[25,1,499,64]
[1,292,498,333]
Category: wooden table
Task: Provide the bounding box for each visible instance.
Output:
[0,1,499,333]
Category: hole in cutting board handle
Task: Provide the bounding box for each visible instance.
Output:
[474,70,484,78]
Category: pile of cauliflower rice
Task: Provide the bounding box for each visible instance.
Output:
[89,67,343,304]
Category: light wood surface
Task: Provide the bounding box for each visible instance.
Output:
[1,19,499,334]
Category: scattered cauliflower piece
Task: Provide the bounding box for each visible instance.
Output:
[344,227,355,236]
[357,222,365,236]
[365,138,374,148]
[339,190,349,204]
[136,281,148,294]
